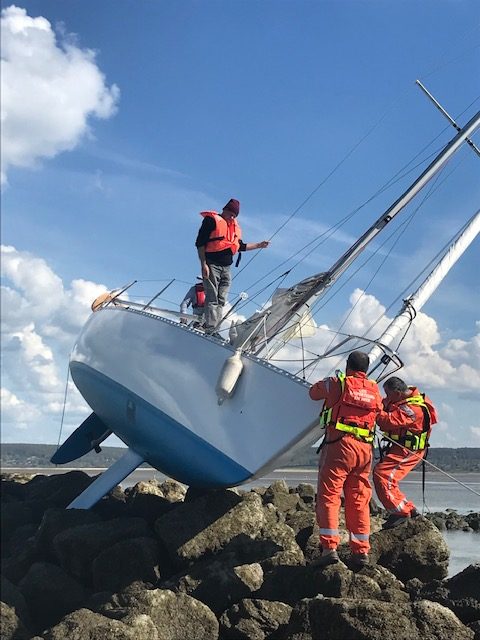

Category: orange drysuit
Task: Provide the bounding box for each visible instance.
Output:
[310,371,383,554]
[373,387,437,516]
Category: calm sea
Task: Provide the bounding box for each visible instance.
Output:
[3,467,479,578]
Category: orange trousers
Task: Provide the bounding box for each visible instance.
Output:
[373,445,425,515]
[316,435,372,554]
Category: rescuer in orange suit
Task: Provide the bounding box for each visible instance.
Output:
[373,376,438,529]
[309,351,383,568]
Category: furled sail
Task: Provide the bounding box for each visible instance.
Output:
[234,110,480,356]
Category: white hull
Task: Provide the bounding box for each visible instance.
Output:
[70,306,321,487]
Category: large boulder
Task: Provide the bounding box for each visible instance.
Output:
[18,561,86,633]
[0,601,31,640]
[99,586,219,639]
[284,596,474,640]
[410,564,480,624]
[0,576,31,630]
[21,472,93,507]
[220,598,293,640]
[53,517,151,583]
[163,557,264,614]
[34,508,101,560]
[257,562,382,605]
[41,608,157,640]
[369,516,449,582]
[1,500,49,552]
[92,536,161,592]
[154,490,266,569]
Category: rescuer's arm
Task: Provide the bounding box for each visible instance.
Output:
[376,403,419,432]
[309,378,330,401]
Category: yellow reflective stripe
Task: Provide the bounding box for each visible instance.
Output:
[335,422,374,442]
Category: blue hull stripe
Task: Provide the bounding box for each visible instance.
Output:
[70,362,253,488]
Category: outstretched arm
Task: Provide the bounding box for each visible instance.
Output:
[243,240,270,251]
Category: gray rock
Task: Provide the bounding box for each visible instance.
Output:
[369,516,449,582]
[22,471,93,507]
[1,539,40,585]
[100,587,219,639]
[257,561,382,605]
[41,608,157,640]
[154,490,266,569]
[53,517,151,583]
[0,601,31,640]
[295,483,316,505]
[0,576,31,629]
[35,508,101,560]
[220,598,292,640]
[285,511,317,552]
[284,596,474,640]
[411,563,480,624]
[1,500,49,550]
[18,561,86,633]
[92,536,161,592]
[157,478,187,502]
[163,558,264,614]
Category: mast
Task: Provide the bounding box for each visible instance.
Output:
[368,210,480,371]
[246,109,480,354]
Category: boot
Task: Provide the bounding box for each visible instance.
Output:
[311,549,339,568]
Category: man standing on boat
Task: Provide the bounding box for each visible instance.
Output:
[196,198,269,335]
[309,351,383,569]
[373,377,437,529]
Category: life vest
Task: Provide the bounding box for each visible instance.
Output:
[200,211,241,255]
[319,372,380,443]
[193,283,205,308]
[386,392,434,451]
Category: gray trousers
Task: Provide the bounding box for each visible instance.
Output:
[203,263,232,331]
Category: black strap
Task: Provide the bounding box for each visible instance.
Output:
[206,235,224,244]
[235,252,242,267]
[316,433,344,454]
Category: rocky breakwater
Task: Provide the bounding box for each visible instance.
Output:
[0,472,478,640]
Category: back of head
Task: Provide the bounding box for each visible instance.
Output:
[383,376,409,394]
[346,350,369,373]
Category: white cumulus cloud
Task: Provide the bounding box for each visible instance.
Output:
[0,4,119,184]
[1,244,108,442]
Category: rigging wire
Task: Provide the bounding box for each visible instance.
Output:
[291,154,465,380]
[55,363,71,454]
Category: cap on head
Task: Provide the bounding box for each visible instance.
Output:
[223,198,240,216]
[346,350,370,373]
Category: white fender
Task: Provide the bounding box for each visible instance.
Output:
[216,350,244,405]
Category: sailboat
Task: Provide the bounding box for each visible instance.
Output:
[52,104,480,510]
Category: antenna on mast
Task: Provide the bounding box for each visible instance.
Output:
[416,80,480,158]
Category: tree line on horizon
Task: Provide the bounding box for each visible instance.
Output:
[1,443,479,473]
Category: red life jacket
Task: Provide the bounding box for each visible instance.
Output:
[320,372,381,441]
[200,211,241,255]
[193,283,205,308]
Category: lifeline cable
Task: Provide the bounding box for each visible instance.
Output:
[379,431,480,499]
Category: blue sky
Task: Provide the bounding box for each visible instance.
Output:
[1,0,479,448]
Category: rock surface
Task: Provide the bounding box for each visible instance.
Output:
[0,472,478,640]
